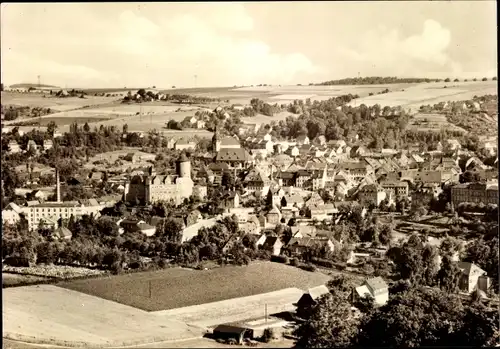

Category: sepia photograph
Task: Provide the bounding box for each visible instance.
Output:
[1,1,498,348]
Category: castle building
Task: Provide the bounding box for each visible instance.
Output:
[124,154,194,205]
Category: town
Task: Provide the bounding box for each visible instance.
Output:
[2,2,499,349]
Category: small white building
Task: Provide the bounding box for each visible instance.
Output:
[8,140,21,153]
[354,277,389,307]
[2,203,23,225]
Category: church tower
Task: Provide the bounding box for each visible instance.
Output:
[212,126,221,153]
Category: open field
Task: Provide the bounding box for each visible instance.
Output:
[87,148,154,163]
[59,262,330,312]
[241,111,296,126]
[3,285,203,347]
[347,80,497,110]
[85,148,156,171]
[18,116,112,127]
[48,107,210,134]
[408,112,467,133]
[2,273,49,287]
[233,83,417,103]
[1,92,115,111]
[57,113,214,136]
[160,84,418,105]
[152,287,304,328]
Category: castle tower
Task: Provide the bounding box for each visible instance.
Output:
[212,126,221,152]
[177,153,191,178]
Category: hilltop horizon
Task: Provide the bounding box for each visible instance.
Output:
[5,75,498,92]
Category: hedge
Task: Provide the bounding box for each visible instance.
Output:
[289,258,299,267]
[270,255,289,264]
[311,257,334,268]
[300,264,317,272]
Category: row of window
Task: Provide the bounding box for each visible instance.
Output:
[32,207,75,213]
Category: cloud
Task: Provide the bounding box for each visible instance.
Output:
[401,19,451,65]
[336,19,454,77]
[205,3,254,32]
[119,10,160,37]
[109,9,321,86]
[1,4,320,87]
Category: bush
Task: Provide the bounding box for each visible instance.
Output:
[332,261,347,270]
[289,258,299,267]
[361,263,375,275]
[261,328,275,343]
[311,257,334,268]
[256,249,271,260]
[157,258,168,269]
[300,264,317,272]
[111,261,123,275]
[270,255,289,264]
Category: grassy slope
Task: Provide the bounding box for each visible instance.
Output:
[59,262,330,311]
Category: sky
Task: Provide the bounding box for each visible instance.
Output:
[1,1,497,88]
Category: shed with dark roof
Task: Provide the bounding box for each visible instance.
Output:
[212,325,254,344]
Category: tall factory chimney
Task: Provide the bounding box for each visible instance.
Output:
[56,168,61,203]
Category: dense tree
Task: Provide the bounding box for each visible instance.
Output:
[387,234,440,286]
[157,218,184,243]
[378,224,393,245]
[437,256,462,292]
[464,237,499,292]
[358,288,466,347]
[293,292,360,348]
[439,235,463,257]
[317,77,439,85]
[459,170,481,183]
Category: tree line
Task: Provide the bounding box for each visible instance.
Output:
[316,77,441,85]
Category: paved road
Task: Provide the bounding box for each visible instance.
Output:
[3,337,294,349]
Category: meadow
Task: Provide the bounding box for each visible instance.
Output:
[1,92,114,111]
[18,116,112,127]
[241,111,297,126]
[348,80,498,110]
[59,262,330,312]
[408,112,467,133]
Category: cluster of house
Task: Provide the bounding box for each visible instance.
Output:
[120,130,498,228]
[7,138,56,154]
[297,258,491,311]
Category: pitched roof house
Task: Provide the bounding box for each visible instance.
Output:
[458,262,490,293]
[354,277,389,306]
[259,235,283,256]
[296,285,330,319]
